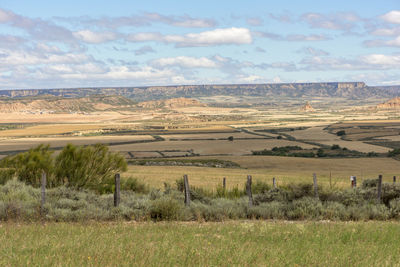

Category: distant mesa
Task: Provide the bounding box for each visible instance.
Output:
[137,97,207,109]
[299,102,315,112]
[1,82,396,101]
[376,97,400,110]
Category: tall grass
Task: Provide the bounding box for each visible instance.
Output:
[2,221,400,266]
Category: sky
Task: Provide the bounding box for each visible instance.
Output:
[0,0,400,89]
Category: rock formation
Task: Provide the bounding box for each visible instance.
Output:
[299,102,315,112]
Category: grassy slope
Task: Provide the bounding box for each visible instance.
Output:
[1,221,400,266]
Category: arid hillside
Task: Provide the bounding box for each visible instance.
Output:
[376,97,400,110]
[137,97,207,109]
[0,95,135,113]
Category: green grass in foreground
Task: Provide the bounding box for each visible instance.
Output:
[1,221,400,266]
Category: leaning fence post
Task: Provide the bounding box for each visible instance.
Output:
[313,173,318,198]
[223,177,226,191]
[184,174,190,206]
[377,174,382,203]
[273,177,276,189]
[114,173,120,207]
[41,172,46,216]
[394,176,396,185]
[246,175,253,207]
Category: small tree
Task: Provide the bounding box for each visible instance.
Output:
[54,143,127,189]
[227,136,234,141]
[336,130,346,136]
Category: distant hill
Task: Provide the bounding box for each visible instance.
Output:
[0,82,395,101]
[376,97,400,110]
[0,95,135,113]
[137,97,206,109]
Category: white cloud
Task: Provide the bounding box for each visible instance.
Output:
[73,30,117,43]
[381,10,400,24]
[361,54,400,65]
[370,27,400,36]
[287,34,329,41]
[127,27,252,47]
[151,56,217,68]
[0,8,14,23]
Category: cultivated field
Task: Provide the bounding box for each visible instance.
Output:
[1,221,400,266]
[126,156,400,189]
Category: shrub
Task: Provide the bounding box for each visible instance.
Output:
[254,188,287,204]
[149,197,184,221]
[248,201,286,219]
[0,145,54,187]
[0,179,40,221]
[331,144,341,150]
[54,143,127,190]
[362,179,378,188]
[0,168,15,185]
[390,198,400,218]
[285,183,314,200]
[337,130,346,136]
[190,198,247,221]
[252,180,271,194]
[388,148,400,157]
[122,177,149,194]
[348,203,390,221]
[286,197,324,220]
[323,201,349,220]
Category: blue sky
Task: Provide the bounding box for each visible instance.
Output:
[0,0,400,89]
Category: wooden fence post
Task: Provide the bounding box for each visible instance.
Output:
[246,175,253,207]
[223,177,226,191]
[41,172,46,216]
[114,173,120,207]
[184,174,190,206]
[377,174,382,203]
[354,176,357,188]
[313,173,318,198]
[394,176,396,185]
[273,177,276,189]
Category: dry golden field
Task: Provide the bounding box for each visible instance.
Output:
[110,139,317,156]
[2,103,400,190]
[125,156,400,189]
[284,126,391,153]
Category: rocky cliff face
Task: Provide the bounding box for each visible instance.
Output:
[376,97,400,110]
[0,82,392,101]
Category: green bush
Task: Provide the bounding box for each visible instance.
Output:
[0,145,54,187]
[149,197,184,221]
[55,143,127,190]
[337,130,346,136]
[248,201,286,219]
[390,198,400,218]
[122,177,149,194]
[323,201,349,220]
[0,168,15,185]
[286,197,324,220]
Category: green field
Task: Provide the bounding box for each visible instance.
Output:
[1,221,400,266]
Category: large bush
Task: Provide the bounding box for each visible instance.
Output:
[0,145,54,187]
[54,143,127,189]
